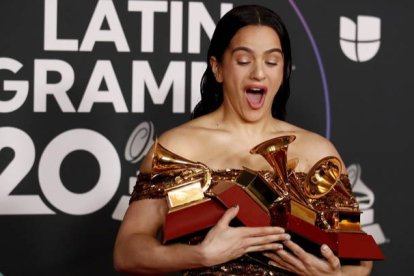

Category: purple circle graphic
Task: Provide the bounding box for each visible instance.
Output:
[289,0,331,139]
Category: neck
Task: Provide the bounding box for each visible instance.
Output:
[213,105,280,139]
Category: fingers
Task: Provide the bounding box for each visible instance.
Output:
[264,252,296,273]
[283,240,338,268]
[274,241,307,273]
[216,205,239,227]
[245,242,283,253]
[282,239,306,258]
[241,225,286,237]
[320,244,340,270]
[211,206,290,259]
[246,233,289,244]
[270,241,341,275]
[243,234,287,253]
[241,229,289,254]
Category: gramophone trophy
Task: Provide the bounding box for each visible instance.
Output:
[153,137,384,260]
[219,135,384,260]
[151,141,226,243]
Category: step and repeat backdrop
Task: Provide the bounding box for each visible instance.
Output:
[1,0,412,275]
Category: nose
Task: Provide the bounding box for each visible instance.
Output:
[250,62,265,81]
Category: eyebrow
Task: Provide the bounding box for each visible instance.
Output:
[231,46,283,56]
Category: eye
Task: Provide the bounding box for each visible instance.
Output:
[265,60,278,66]
[237,60,251,65]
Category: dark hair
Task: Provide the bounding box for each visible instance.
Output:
[191,5,292,120]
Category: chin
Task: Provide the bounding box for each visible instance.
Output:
[242,111,267,123]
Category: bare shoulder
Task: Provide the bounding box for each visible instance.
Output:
[276,121,339,158]
[296,130,339,157]
[139,116,215,172]
[157,116,212,153]
[288,127,345,172]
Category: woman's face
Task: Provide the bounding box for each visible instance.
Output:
[211,25,284,122]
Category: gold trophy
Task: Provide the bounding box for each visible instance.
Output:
[245,135,384,260]
[151,141,225,243]
[151,141,212,209]
[301,156,361,232]
[248,135,318,225]
[153,137,384,260]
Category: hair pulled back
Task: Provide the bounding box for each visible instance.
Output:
[191,5,292,120]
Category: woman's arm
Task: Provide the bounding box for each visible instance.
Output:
[113,198,205,274]
[114,199,289,274]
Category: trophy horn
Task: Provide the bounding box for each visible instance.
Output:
[250,135,296,194]
[304,156,344,199]
[151,140,212,191]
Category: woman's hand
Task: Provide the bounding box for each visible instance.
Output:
[264,240,342,276]
[198,205,289,267]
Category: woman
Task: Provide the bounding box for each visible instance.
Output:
[114,5,373,275]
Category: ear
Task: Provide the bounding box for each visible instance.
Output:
[210,56,223,83]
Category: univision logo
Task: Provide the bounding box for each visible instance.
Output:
[339,15,381,62]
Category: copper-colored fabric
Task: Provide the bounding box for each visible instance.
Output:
[129,172,166,203]
[183,255,293,276]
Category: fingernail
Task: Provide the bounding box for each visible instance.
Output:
[232,204,239,209]
[285,234,291,240]
[322,244,328,251]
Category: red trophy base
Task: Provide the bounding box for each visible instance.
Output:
[162,179,272,243]
[283,214,384,260]
[214,180,384,260]
[163,198,225,243]
[212,180,272,226]
[162,180,384,260]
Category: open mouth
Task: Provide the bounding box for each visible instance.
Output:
[245,87,266,108]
